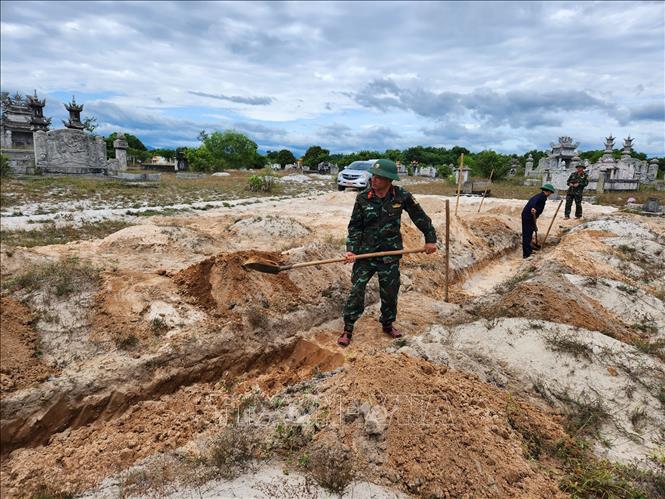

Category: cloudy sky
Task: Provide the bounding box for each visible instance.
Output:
[1,1,664,156]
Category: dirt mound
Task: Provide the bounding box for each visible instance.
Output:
[174,251,302,318]
[227,216,311,239]
[317,352,567,498]
[548,229,632,282]
[484,274,634,340]
[0,297,56,396]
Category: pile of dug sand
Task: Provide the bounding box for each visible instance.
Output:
[315,352,567,498]
[174,250,302,317]
[483,273,635,341]
[227,216,311,240]
[0,297,56,395]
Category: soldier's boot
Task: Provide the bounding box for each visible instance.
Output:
[382,324,403,338]
[337,326,353,347]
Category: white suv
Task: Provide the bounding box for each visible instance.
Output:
[337,159,379,191]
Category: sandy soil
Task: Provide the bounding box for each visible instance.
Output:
[0,297,57,395]
[1,189,663,498]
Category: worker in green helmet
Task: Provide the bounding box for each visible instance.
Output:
[338,159,437,347]
[521,183,556,259]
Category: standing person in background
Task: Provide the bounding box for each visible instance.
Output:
[564,164,589,219]
[521,184,556,259]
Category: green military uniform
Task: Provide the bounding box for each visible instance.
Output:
[342,184,437,332]
[565,169,589,218]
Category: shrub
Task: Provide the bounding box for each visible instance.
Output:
[207,425,260,479]
[0,154,11,177]
[247,169,276,192]
[307,444,354,495]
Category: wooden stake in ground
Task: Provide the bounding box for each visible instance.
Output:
[477,168,495,213]
[445,199,450,302]
[542,199,564,246]
[455,153,464,216]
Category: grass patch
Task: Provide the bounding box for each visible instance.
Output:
[306,444,354,496]
[545,333,594,361]
[125,207,189,217]
[556,391,609,438]
[0,171,305,211]
[0,220,131,247]
[115,333,139,350]
[629,406,648,433]
[556,439,665,498]
[273,422,312,454]
[206,425,261,479]
[495,264,536,295]
[3,257,100,297]
[631,338,665,361]
[617,284,638,295]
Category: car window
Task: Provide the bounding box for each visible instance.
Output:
[344,161,374,171]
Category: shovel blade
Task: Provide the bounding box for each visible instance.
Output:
[242,259,284,274]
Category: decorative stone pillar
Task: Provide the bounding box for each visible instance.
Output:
[596,173,605,194]
[113,133,129,170]
[454,167,470,184]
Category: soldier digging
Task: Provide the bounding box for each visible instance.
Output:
[337,159,437,347]
[564,163,589,219]
[521,183,556,259]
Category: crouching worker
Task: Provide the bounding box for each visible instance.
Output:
[337,159,437,347]
[521,183,555,259]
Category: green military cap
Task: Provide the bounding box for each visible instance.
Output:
[575,163,586,169]
[541,183,556,193]
[370,159,400,181]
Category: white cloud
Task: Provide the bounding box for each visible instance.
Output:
[0,0,663,155]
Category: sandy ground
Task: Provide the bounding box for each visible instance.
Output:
[1,188,663,498]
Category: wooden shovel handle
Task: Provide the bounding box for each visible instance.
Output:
[287,247,427,270]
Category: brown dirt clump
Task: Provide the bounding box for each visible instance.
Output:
[174,251,301,316]
[484,274,635,341]
[317,352,567,498]
[0,297,56,396]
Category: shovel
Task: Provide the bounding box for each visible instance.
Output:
[243,247,427,274]
[531,212,542,251]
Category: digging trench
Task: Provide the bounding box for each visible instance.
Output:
[1,214,527,458]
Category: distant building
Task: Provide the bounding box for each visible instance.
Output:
[1,90,51,149]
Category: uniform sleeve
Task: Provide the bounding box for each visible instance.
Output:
[535,194,546,218]
[580,173,589,188]
[346,197,365,253]
[566,173,575,186]
[403,191,437,244]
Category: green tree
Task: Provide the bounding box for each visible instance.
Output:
[201,130,260,170]
[303,145,330,167]
[472,150,511,179]
[82,116,98,135]
[150,148,176,160]
[275,149,296,167]
[104,132,149,163]
[384,149,403,163]
[186,146,225,172]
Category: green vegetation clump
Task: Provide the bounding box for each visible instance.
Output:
[1,220,131,248]
[0,154,11,177]
[248,169,276,192]
[3,257,100,298]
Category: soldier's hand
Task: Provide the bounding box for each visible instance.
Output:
[424,243,437,254]
[344,252,356,263]
[531,208,536,215]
